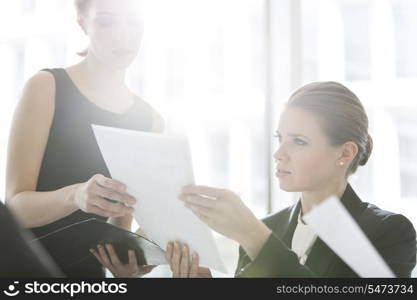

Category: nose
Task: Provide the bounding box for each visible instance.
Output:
[273,142,289,163]
[115,21,142,47]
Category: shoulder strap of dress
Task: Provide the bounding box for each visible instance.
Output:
[39,68,71,110]
[40,68,66,85]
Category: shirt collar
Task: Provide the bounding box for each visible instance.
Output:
[297,209,308,226]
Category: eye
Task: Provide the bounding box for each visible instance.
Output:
[96,18,115,27]
[128,19,142,28]
[273,133,282,143]
[294,138,307,146]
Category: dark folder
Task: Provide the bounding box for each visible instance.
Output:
[30,218,166,270]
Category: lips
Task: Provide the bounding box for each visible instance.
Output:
[276,167,292,177]
[277,166,291,173]
[113,49,134,56]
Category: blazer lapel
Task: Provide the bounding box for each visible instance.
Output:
[303,184,367,276]
[272,199,339,276]
[279,200,302,247]
[304,237,338,276]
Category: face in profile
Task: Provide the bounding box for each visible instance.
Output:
[80,0,144,70]
[273,107,344,192]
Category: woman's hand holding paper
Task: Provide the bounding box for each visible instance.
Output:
[73,174,136,218]
[179,185,272,260]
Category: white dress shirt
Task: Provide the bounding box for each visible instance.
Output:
[291,210,318,265]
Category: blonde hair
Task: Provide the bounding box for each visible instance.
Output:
[74,0,93,16]
[288,82,373,175]
[74,0,93,57]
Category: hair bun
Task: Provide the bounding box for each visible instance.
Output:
[359,134,373,166]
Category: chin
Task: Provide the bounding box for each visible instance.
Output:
[111,58,135,70]
[100,53,137,70]
[279,182,297,192]
[278,179,306,193]
[279,186,299,192]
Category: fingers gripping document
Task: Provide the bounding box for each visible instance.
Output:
[92,125,227,273]
[303,196,395,277]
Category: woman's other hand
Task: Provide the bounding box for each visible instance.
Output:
[165,241,212,278]
[90,244,155,278]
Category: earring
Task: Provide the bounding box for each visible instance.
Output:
[339,162,345,166]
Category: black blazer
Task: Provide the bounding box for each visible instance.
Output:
[235,184,416,277]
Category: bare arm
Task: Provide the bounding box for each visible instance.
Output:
[6,72,135,228]
[6,71,80,228]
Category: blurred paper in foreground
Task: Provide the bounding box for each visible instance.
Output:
[303,196,395,277]
[92,124,227,273]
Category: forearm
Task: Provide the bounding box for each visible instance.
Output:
[236,232,316,278]
[237,219,272,261]
[7,184,79,228]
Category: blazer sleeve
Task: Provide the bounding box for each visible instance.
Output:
[376,214,416,278]
[235,213,417,278]
[235,232,316,278]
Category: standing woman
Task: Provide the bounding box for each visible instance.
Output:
[6,0,163,277]
[166,82,416,277]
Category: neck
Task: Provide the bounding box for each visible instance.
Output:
[78,54,127,89]
[300,179,348,215]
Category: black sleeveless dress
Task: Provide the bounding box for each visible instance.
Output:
[30,68,154,277]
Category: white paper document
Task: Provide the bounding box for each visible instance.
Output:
[92,125,227,273]
[303,196,395,277]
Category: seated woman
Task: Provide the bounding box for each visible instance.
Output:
[165,81,416,278]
